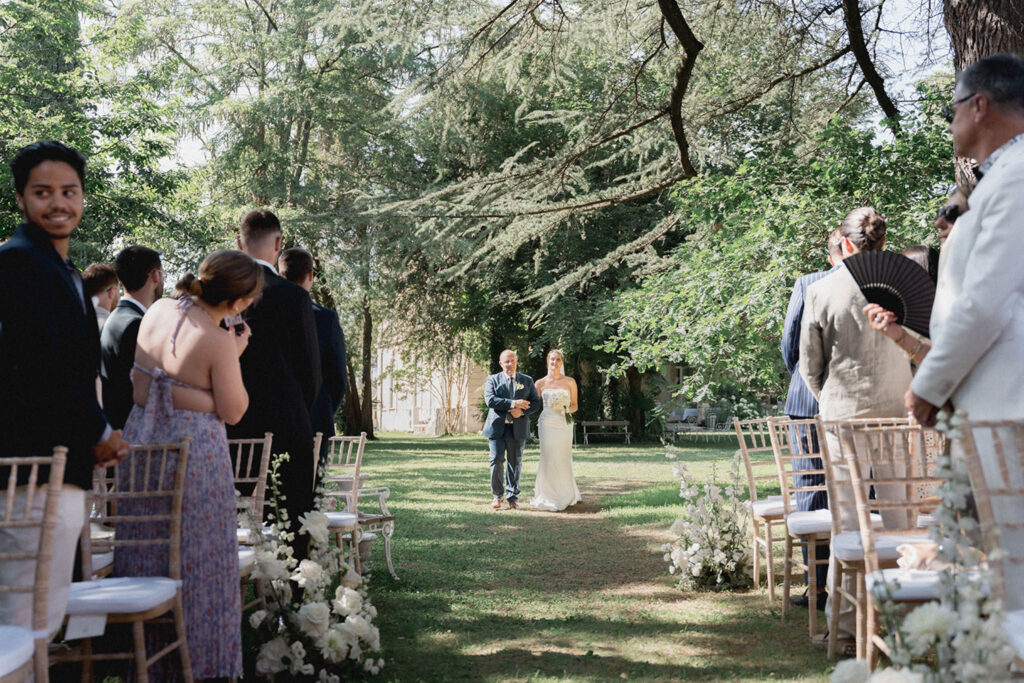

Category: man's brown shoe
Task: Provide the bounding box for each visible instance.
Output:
[491,497,503,509]
[508,500,518,510]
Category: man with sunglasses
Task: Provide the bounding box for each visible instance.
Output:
[908,54,1024,433]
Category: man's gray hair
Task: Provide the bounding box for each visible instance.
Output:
[959,53,1024,115]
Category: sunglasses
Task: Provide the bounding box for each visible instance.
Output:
[941,93,977,123]
[937,204,962,222]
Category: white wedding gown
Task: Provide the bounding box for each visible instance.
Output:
[530,388,581,511]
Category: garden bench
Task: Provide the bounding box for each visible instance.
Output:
[579,420,631,445]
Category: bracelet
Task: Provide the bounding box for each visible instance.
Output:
[907,338,924,361]
[893,328,906,344]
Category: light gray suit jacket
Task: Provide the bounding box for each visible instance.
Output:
[912,139,1024,421]
[799,266,912,421]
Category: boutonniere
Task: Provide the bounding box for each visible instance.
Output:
[515,382,525,391]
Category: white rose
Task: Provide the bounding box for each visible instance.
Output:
[255,637,289,676]
[248,609,268,629]
[292,559,326,589]
[332,586,363,616]
[318,670,341,683]
[341,567,362,589]
[298,510,331,546]
[295,601,332,638]
[346,613,374,641]
[829,658,868,683]
[253,550,289,581]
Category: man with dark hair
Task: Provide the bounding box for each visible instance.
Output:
[100,245,164,429]
[82,262,119,330]
[232,211,320,558]
[279,247,348,477]
[780,228,844,613]
[0,141,128,634]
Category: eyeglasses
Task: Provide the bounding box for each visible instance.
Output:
[937,204,962,222]
[941,93,977,123]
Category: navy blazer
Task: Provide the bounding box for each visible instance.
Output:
[0,223,109,488]
[482,371,541,441]
[782,266,840,417]
[309,303,347,442]
[100,298,146,429]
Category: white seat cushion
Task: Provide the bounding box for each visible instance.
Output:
[66,577,180,615]
[92,552,114,571]
[339,531,377,542]
[865,568,942,601]
[325,512,359,528]
[916,513,937,527]
[0,625,32,676]
[832,531,932,562]
[237,525,274,544]
[238,547,256,571]
[748,496,784,518]
[1003,610,1024,658]
[785,509,833,535]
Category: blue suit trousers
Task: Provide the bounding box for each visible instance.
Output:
[489,430,525,502]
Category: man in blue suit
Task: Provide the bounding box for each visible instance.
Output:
[482,349,541,509]
[780,229,843,610]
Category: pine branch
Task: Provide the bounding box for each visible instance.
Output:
[842,0,900,130]
[657,0,703,177]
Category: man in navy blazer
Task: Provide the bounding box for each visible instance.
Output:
[780,229,843,608]
[482,349,541,509]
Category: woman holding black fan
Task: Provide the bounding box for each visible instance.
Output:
[797,206,915,650]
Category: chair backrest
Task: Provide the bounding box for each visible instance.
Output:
[767,417,828,516]
[816,417,917,535]
[0,449,67,645]
[325,433,367,513]
[227,433,273,525]
[734,417,779,504]
[959,418,1024,605]
[838,422,943,576]
[87,440,190,580]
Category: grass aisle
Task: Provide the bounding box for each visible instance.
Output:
[358,433,830,682]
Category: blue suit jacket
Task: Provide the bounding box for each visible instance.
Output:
[310,303,346,442]
[782,266,840,417]
[482,371,541,441]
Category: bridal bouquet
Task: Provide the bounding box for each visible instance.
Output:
[842,410,1014,683]
[661,451,751,591]
[243,453,385,680]
[549,392,573,425]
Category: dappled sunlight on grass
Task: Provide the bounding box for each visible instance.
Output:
[338,432,830,681]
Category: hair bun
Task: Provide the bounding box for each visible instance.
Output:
[174,272,203,298]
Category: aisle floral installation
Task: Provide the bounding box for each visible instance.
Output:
[661,450,751,590]
[830,410,1014,683]
[243,453,384,680]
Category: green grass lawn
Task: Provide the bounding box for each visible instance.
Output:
[355,432,832,682]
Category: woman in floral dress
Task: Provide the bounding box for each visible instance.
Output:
[114,250,261,680]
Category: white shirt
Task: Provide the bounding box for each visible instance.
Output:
[121,295,148,314]
[254,258,278,275]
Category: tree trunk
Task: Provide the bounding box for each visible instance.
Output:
[944,0,1024,188]
[625,367,645,438]
[344,357,362,435]
[360,295,375,439]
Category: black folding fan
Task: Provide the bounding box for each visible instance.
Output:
[843,250,936,338]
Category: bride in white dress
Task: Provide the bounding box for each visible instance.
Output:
[530,349,581,511]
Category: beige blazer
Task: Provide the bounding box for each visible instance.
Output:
[799,267,913,421]
[911,140,1024,421]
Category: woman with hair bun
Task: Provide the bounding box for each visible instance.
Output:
[797,207,912,652]
[115,249,262,680]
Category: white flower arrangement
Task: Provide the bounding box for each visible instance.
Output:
[244,453,385,679]
[866,410,1015,682]
[661,451,751,590]
[548,391,573,425]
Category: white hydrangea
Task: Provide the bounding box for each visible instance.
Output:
[868,669,923,683]
[255,637,289,676]
[901,603,957,653]
[829,659,868,683]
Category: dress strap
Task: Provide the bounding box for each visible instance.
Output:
[170,297,195,355]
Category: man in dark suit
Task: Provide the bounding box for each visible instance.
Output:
[278,247,347,481]
[0,141,128,631]
[230,210,321,556]
[780,229,843,610]
[100,245,163,429]
[482,349,541,509]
